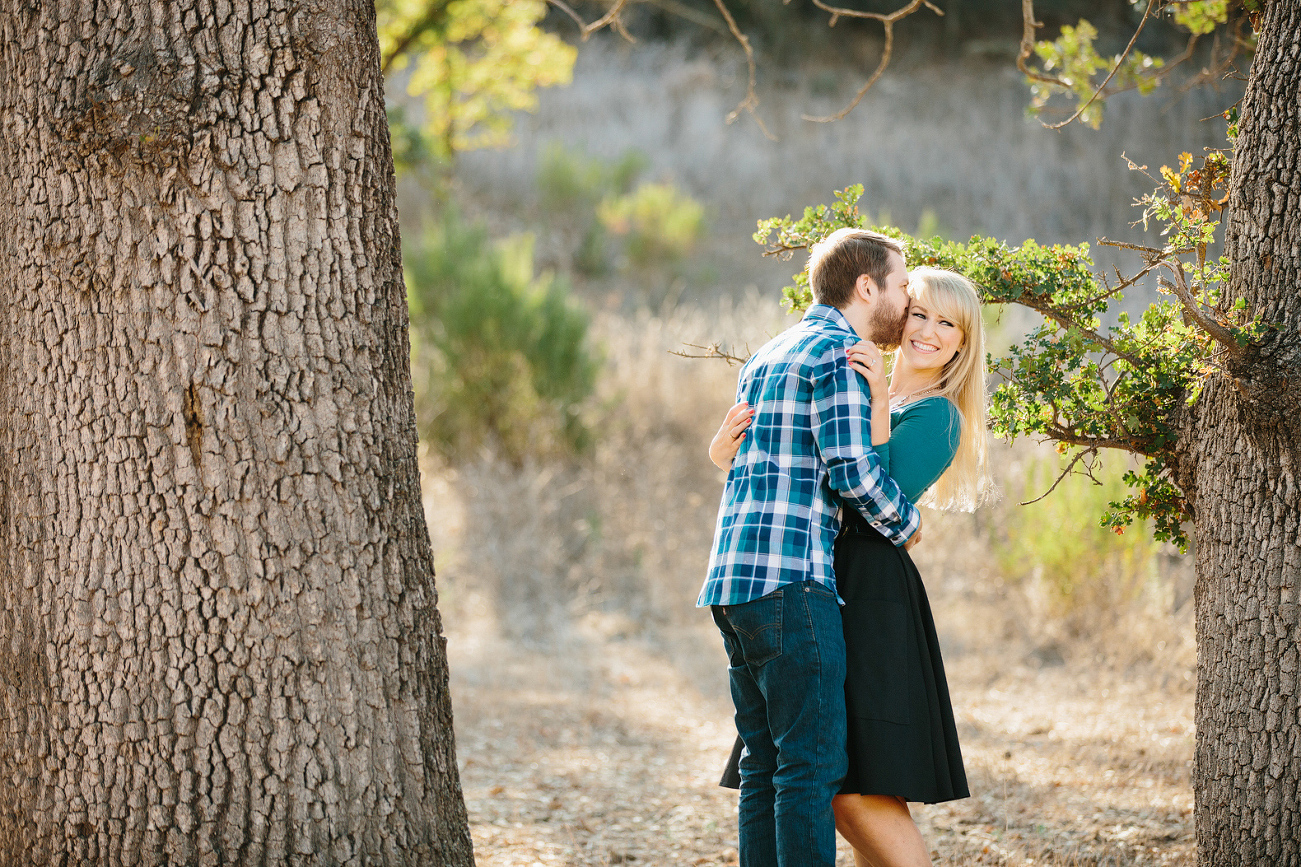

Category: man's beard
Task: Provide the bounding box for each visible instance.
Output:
[867,302,909,350]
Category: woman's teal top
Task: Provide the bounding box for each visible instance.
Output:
[872,396,961,502]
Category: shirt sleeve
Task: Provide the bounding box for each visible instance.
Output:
[809,344,921,546]
[872,442,891,477]
[887,399,962,503]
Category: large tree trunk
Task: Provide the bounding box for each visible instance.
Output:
[1196,0,1301,862]
[0,2,473,865]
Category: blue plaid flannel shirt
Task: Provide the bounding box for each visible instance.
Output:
[698,304,921,608]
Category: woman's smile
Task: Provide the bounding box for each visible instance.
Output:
[908,338,941,354]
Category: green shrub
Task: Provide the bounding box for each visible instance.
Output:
[994,449,1164,624]
[406,208,599,461]
[537,142,606,215]
[597,181,707,267]
[537,141,647,216]
[535,143,706,280]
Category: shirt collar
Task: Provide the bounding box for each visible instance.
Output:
[803,304,860,339]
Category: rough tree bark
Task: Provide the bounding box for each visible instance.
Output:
[1194,0,1301,862]
[0,2,473,865]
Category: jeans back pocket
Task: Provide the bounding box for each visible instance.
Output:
[722,589,784,669]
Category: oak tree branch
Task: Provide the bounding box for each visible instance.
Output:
[804,0,939,123]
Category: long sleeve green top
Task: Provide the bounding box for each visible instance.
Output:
[872,396,962,502]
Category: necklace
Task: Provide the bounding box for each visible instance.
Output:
[889,382,943,410]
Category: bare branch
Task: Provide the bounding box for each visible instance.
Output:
[545,0,590,35]
[1095,30,1204,105]
[551,0,772,137]
[1017,0,1069,88]
[1097,240,1231,352]
[1013,293,1151,371]
[1098,237,1184,257]
[1069,255,1162,312]
[711,0,775,140]
[671,342,751,366]
[546,0,636,41]
[1020,447,1100,506]
[803,26,895,123]
[1173,17,1252,97]
[1120,152,1162,186]
[586,0,634,39]
[1095,240,1245,359]
[1102,367,1137,439]
[804,0,938,123]
[760,241,809,260]
[644,0,730,37]
[809,0,934,25]
[1156,30,1202,82]
[1040,0,1159,131]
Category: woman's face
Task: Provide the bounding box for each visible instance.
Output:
[899,299,965,374]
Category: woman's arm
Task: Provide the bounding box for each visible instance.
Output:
[846,341,890,446]
[709,401,753,470]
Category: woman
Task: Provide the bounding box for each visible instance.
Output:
[709,268,994,867]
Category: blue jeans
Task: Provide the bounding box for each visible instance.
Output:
[713,581,848,867]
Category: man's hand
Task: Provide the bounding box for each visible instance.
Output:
[903,517,923,551]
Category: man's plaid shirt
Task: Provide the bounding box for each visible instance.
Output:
[698,305,921,608]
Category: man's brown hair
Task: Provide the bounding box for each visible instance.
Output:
[807,228,905,309]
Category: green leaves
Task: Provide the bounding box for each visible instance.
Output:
[379,0,576,159]
[1101,461,1192,548]
[1028,20,1163,129]
[1021,2,1245,130]
[1170,0,1230,35]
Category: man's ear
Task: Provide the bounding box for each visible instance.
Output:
[854,273,875,302]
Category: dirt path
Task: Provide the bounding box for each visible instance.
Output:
[448,612,1194,867]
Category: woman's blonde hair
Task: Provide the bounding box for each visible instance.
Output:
[902,268,996,511]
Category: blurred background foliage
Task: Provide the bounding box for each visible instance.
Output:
[534,143,707,280]
[379,0,1240,175]
[995,455,1168,625]
[597,181,707,268]
[545,0,1217,55]
[401,139,709,460]
[379,0,1230,666]
[405,208,599,463]
[378,0,576,162]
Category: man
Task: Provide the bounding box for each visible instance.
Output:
[699,228,922,867]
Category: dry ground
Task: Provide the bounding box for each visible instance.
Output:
[447,603,1194,867]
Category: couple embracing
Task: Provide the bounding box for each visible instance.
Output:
[699,228,993,867]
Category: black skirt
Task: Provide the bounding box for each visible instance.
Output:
[720,524,969,803]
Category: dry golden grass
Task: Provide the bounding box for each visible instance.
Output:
[422,299,1196,866]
